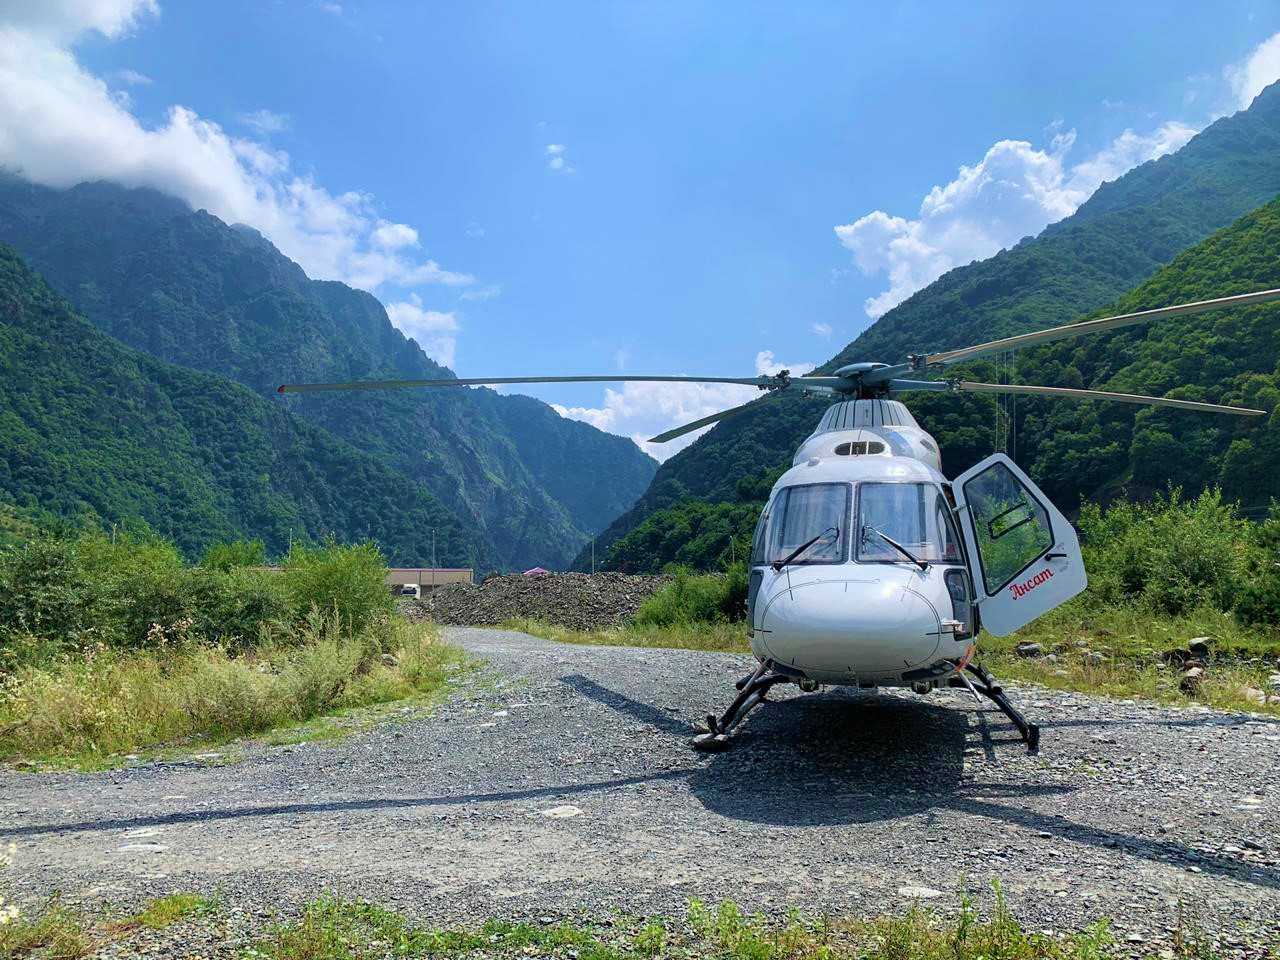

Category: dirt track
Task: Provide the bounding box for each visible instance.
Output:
[2,626,1278,949]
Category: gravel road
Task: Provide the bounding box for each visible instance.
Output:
[3,626,1278,950]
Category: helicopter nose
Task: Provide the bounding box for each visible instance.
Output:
[756,576,942,678]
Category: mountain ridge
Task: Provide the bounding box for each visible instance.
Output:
[0,177,657,570]
[0,242,489,566]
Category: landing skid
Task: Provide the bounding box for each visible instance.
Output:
[962,662,1040,750]
[692,660,788,752]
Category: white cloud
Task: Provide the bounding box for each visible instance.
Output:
[113,67,150,85]
[552,352,813,461]
[811,322,832,337]
[0,2,474,306]
[1227,31,1280,109]
[237,108,289,134]
[835,121,1196,318]
[458,283,501,302]
[464,221,486,238]
[370,219,419,249]
[384,294,459,367]
[2,0,157,39]
[545,143,575,174]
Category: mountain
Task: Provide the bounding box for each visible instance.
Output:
[0,178,656,570]
[0,243,487,566]
[577,81,1280,571]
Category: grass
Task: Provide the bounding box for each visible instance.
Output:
[502,600,1280,717]
[0,886,1259,959]
[122,892,217,930]
[243,889,1224,960]
[0,617,464,769]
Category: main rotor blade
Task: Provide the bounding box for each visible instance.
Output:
[648,389,789,444]
[279,374,777,394]
[954,381,1266,416]
[924,287,1280,368]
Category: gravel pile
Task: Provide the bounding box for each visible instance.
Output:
[409,571,672,630]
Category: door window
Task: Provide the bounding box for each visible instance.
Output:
[765,484,849,565]
[961,461,1053,594]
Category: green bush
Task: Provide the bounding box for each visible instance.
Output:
[1078,489,1255,616]
[0,529,392,669]
[633,566,747,626]
[281,540,393,636]
[200,539,266,571]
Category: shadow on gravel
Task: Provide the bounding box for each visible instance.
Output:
[563,675,1280,892]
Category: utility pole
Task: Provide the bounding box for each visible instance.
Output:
[591,537,596,574]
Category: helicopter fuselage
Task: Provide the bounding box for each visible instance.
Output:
[745,398,1082,689]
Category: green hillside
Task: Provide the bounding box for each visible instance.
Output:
[577,81,1280,571]
[0,178,656,570]
[0,243,487,566]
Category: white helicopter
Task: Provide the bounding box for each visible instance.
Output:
[280,287,1280,752]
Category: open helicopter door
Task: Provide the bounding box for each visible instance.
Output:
[951,453,1086,636]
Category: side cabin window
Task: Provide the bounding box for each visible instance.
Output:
[834,440,886,456]
[765,483,850,565]
[750,505,770,565]
[856,482,963,564]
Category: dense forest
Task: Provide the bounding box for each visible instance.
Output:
[0,178,656,570]
[577,80,1280,572]
[0,244,487,566]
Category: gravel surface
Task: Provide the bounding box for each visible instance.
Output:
[3,626,1279,953]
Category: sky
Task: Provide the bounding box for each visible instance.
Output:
[3,1,1280,459]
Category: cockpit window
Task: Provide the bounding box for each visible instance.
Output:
[856,482,963,564]
[764,483,850,565]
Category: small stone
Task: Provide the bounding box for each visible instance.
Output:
[1125,933,1147,944]
[897,885,943,899]
[542,805,583,818]
[1084,651,1106,666]
[1015,642,1043,658]
[1242,687,1267,705]
[380,653,398,667]
[117,843,168,853]
[1188,637,1212,656]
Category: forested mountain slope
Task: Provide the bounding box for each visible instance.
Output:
[577,80,1280,571]
[0,178,655,570]
[0,244,486,566]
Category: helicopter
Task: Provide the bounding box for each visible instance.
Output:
[280,286,1280,752]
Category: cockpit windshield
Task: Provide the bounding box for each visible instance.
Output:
[764,483,849,565]
[857,482,963,564]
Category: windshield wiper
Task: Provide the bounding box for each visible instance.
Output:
[772,526,838,572]
[863,525,929,571]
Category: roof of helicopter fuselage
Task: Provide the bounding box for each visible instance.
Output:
[773,454,945,492]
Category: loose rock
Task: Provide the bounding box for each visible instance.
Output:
[409,572,674,631]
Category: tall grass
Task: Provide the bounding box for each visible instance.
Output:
[0,615,459,764]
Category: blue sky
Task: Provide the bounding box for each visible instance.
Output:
[5,1,1280,456]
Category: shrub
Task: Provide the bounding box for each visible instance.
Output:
[281,541,393,635]
[1078,489,1255,615]
[633,566,746,626]
[200,539,266,571]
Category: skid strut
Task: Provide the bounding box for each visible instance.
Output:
[964,662,1040,750]
[692,659,788,752]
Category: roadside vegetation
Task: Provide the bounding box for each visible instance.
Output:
[519,490,1280,715]
[0,529,462,768]
[5,886,1248,960]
